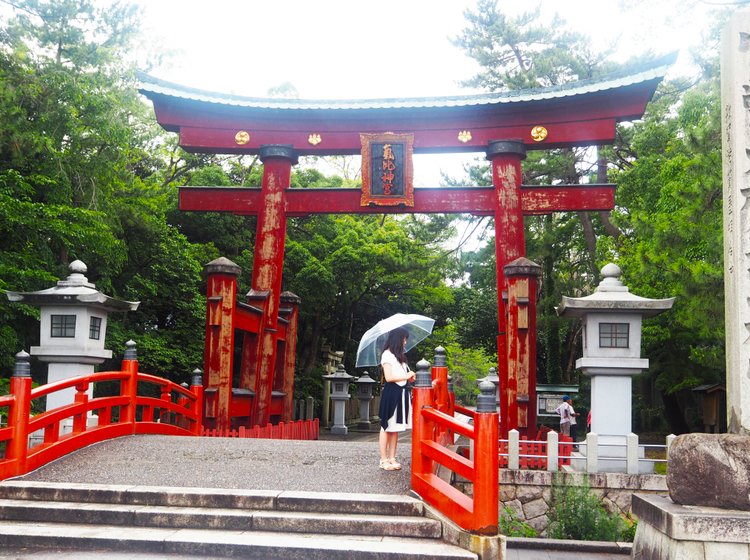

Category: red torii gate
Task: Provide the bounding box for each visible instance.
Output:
[138,54,672,436]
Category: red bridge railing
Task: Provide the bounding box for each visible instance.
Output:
[0,340,203,480]
[411,348,499,536]
[202,419,319,440]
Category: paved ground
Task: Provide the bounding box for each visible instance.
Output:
[0,548,629,559]
[11,430,630,559]
[19,431,412,494]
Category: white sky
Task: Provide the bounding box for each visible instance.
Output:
[134,0,727,186]
[139,0,715,99]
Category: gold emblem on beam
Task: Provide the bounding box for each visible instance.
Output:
[308,133,322,146]
[457,130,472,143]
[234,131,250,145]
[530,126,548,142]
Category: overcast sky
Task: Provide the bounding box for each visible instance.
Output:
[137,0,719,100]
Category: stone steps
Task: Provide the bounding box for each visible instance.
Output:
[0,481,477,559]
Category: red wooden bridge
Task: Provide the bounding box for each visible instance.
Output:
[0,342,575,536]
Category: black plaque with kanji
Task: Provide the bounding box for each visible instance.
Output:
[360,132,414,206]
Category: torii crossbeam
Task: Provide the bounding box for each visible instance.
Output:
[139,54,673,435]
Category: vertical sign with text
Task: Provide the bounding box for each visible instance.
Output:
[360,132,414,207]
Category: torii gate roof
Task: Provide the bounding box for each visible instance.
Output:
[138,53,675,155]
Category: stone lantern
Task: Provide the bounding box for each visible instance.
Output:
[5,260,139,413]
[558,263,673,469]
[323,363,354,435]
[354,371,378,430]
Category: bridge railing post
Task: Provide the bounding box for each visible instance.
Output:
[120,340,138,433]
[411,358,433,482]
[7,351,32,477]
[190,369,204,435]
[72,380,89,435]
[473,380,499,535]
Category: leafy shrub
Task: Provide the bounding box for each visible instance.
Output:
[547,473,625,542]
[498,506,538,538]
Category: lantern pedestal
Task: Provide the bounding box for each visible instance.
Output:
[324,364,354,436]
[558,263,674,473]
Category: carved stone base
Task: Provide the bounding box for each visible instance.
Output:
[632,494,750,560]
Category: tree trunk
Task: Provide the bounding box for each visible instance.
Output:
[597,146,623,239]
[302,311,323,376]
[660,390,690,435]
[577,211,597,269]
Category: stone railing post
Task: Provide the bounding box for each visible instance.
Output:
[547,430,559,472]
[586,432,599,473]
[626,432,639,474]
[508,429,520,470]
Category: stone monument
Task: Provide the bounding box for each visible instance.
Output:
[631,11,750,559]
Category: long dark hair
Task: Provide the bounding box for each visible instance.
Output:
[383,327,409,364]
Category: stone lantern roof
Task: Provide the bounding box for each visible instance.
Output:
[5,260,139,312]
[557,263,674,318]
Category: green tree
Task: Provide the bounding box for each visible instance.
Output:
[452,0,617,384]
[0,0,206,383]
[608,73,724,433]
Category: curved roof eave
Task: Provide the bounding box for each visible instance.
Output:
[137,53,677,112]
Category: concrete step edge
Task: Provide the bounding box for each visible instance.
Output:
[0,481,424,516]
[0,521,477,559]
[0,499,442,538]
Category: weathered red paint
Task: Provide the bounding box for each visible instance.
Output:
[204,270,238,431]
[505,259,542,439]
[252,151,295,427]
[487,144,526,439]
[279,292,301,423]
[178,184,615,216]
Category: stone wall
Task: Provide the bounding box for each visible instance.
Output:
[457,469,668,537]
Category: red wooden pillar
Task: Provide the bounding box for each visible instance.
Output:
[411,359,434,483]
[190,369,204,435]
[243,288,270,425]
[252,145,298,426]
[121,340,139,434]
[486,139,527,439]
[203,257,241,431]
[504,258,542,439]
[279,291,301,423]
[473,380,500,535]
[7,351,32,477]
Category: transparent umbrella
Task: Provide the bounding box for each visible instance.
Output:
[355,313,435,368]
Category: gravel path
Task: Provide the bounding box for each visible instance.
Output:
[18,432,413,495]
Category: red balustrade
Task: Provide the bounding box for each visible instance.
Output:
[0,342,203,480]
[498,433,574,470]
[411,352,499,536]
[202,418,319,440]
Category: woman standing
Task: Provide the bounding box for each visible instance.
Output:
[378,327,414,471]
